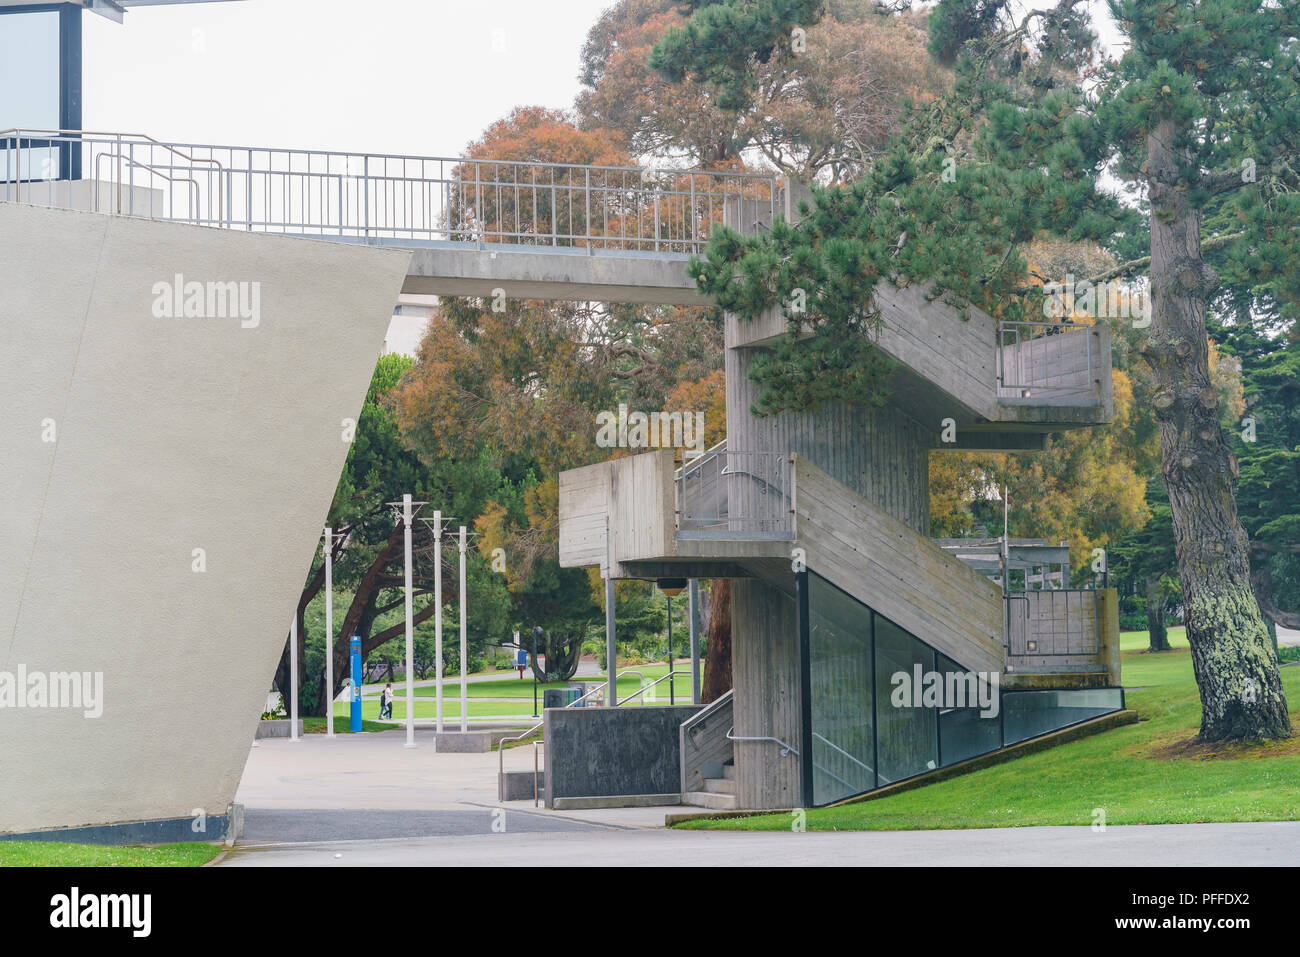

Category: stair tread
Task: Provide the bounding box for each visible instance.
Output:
[682,790,737,810]
[703,778,736,794]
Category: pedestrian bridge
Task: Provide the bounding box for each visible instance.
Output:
[1,129,760,305]
[2,129,1112,427]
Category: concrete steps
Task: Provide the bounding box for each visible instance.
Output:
[682,790,737,810]
[683,762,737,809]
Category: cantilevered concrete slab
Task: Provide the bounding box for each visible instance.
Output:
[0,202,409,838]
[400,242,707,306]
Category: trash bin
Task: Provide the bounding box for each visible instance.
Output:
[543,687,581,710]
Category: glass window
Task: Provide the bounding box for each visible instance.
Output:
[808,573,876,805]
[1002,688,1125,746]
[0,10,62,130]
[873,616,937,786]
[936,653,1002,766]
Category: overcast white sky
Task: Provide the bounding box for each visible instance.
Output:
[83,0,615,156]
[81,1,1123,158]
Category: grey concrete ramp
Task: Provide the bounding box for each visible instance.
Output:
[0,202,409,836]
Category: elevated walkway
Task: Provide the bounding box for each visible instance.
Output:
[5,130,1112,437]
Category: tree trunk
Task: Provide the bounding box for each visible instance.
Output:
[1145,576,1170,652]
[1144,118,1291,740]
[530,632,582,682]
[701,578,732,703]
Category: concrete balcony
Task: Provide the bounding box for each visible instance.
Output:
[557,446,794,583]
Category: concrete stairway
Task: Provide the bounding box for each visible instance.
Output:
[683,762,737,811]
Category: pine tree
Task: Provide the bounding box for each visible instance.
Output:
[654,0,1297,740]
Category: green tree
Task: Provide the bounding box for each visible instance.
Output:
[655,0,1295,740]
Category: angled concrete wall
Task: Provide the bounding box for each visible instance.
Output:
[0,202,409,835]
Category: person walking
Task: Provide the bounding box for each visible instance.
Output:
[379,682,394,720]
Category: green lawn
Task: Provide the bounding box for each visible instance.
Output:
[301,716,399,733]
[0,842,222,867]
[332,699,539,721]
[399,663,689,700]
[678,634,1300,831]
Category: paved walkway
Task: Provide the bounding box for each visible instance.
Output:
[225,734,1298,867]
[221,821,1300,867]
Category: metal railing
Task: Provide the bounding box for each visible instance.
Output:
[676,445,793,536]
[615,669,692,706]
[996,320,1101,404]
[1,130,777,255]
[1005,588,1102,659]
[726,727,858,795]
[495,668,654,803]
[726,726,798,756]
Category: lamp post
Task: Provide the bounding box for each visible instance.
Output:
[324,527,334,738]
[657,579,686,706]
[531,625,543,718]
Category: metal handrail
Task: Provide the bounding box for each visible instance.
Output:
[996,318,1100,400]
[681,688,733,746]
[615,669,692,706]
[2,129,777,254]
[811,731,875,776]
[726,726,798,757]
[495,668,650,797]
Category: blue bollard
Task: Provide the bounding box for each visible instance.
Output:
[350,636,362,732]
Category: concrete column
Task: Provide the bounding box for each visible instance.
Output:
[688,579,701,705]
[731,579,802,810]
[605,577,617,707]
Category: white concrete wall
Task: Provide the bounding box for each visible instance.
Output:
[0,202,409,834]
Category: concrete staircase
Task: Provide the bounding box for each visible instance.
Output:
[683,761,737,810]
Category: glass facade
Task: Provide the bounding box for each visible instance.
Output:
[802,571,1123,806]
[808,573,876,805]
[0,9,61,130]
[0,4,80,180]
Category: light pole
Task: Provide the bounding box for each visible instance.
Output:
[433,510,444,734]
[531,625,543,718]
[289,611,299,741]
[458,525,468,733]
[389,496,427,747]
[657,579,686,706]
[402,494,416,747]
[324,527,334,738]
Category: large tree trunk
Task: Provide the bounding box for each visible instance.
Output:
[701,578,732,703]
[529,631,582,682]
[1145,576,1170,652]
[1144,118,1290,741]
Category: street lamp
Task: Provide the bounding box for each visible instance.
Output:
[657,579,687,705]
[531,625,544,718]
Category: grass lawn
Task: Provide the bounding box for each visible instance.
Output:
[405,663,689,700]
[677,633,1300,831]
[302,716,399,733]
[0,842,222,867]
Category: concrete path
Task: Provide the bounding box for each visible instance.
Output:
[227,735,1298,867]
[221,821,1300,867]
